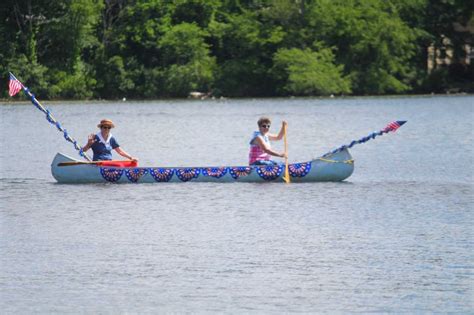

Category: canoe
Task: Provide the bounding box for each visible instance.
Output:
[9,73,403,184]
[51,149,354,183]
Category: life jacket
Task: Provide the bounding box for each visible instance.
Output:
[249,131,271,164]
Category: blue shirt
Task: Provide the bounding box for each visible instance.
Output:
[91,134,120,161]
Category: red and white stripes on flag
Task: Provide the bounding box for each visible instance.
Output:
[383,121,402,132]
[9,73,23,96]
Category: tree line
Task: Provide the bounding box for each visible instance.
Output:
[1,0,472,99]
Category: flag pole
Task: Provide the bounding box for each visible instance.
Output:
[322,121,407,158]
[8,72,92,161]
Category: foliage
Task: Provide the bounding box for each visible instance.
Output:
[272,46,351,96]
[305,0,419,94]
[0,0,471,99]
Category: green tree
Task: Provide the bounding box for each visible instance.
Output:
[1,0,470,99]
[209,5,286,96]
[272,46,351,96]
[0,0,103,99]
[0,0,55,97]
[47,0,103,98]
[159,23,217,96]
[170,0,221,28]
[99,0,219,98]
[306,0,418,94]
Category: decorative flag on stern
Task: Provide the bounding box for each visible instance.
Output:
[322,121,407,157]
[8,73,23,96]
[383,120,406,132]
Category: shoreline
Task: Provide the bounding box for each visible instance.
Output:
[1,92,472,104]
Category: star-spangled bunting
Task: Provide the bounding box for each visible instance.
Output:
[9,73,23,96]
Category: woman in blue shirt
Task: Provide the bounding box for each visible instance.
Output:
[82,119,137,162]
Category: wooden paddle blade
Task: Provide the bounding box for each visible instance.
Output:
[283,162,291,183]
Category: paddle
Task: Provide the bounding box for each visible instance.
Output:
[58,160,138,167]
[283,123,290,183]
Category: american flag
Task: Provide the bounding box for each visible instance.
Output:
[9,73,23,96]
[383,120,406,132]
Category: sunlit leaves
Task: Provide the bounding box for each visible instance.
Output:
[272,47,352,96]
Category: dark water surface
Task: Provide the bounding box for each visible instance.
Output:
[1,96,472,313]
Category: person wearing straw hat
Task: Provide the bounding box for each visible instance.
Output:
[82,119,137,162]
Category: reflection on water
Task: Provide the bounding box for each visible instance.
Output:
[0,96,473,312]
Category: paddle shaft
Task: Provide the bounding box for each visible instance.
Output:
[58,160,135,167]
[283,124,290,183]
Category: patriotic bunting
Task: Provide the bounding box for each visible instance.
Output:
[323,121,406,157]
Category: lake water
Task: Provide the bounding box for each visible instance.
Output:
[0,95,473,313]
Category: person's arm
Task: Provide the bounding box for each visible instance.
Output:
[114,147,137,161]
[82,134,96,152]
[268,121,287,141]
[254,136,286,158]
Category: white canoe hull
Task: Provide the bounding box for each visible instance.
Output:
[51,150,354,184]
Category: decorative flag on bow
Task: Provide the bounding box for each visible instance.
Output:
[8,73,23,96]
[322,121,407,157]
[7,72,92,161]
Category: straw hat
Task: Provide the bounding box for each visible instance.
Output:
[97,119,115,128]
